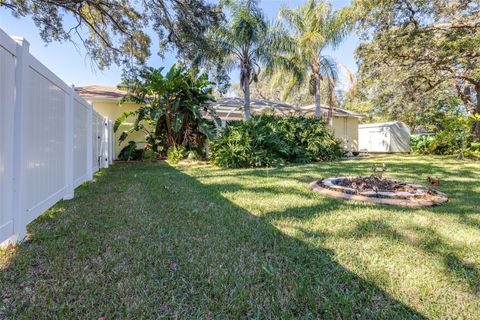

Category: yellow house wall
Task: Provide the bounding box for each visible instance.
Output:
[91,100,360,156]
[92,101,144,157]
[330,116,359,151]
[346,117,359,151]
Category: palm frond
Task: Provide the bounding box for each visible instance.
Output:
[318,55,339,82]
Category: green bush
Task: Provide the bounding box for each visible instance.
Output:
[142,149,158,161]
[410,134,434,154]
[464,142,480,159]
[118,141,144,161]
[411,115,480,158]
[114,65,220,154]
[167,145,186,164]
[210,115,342,168]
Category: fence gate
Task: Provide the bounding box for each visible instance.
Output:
[92,113,110,172]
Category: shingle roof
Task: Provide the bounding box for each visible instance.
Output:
[75,85,128,101]
[300,104,365,118]
[75,87,365,120]
[211,98,365,120]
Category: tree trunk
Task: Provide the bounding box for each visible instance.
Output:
[244,78,251,121]
[474,84,480,140]
[314,77,321,119]
[327,79,334,127]
[454,80,480,139]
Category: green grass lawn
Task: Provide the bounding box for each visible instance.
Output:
[0,155,479,319]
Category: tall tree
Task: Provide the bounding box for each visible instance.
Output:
[279,0,352,125]
[1,0,224,69]
[354,0,480,137]
[208,0,295,120]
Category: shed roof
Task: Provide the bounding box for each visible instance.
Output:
[359,121,407,129]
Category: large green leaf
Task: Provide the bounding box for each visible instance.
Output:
[118,131,129,143]
[198,122,215,140]
[114,111,134,132]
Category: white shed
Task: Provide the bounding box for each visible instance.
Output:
[359,122,411,153]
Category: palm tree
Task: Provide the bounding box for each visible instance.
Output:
[210,0,295,120]
[279,0,352,126]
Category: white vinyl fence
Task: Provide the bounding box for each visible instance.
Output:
[0,28,113,244]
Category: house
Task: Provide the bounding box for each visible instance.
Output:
[76,86,364,156]
[298,104,364,151]
[211,98,364,151]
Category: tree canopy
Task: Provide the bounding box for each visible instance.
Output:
[354,0,480,135]
[0,0,224,69]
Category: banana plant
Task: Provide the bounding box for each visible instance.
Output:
[114,64,221,154]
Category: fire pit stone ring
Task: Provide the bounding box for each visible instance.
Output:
[309,176,448,207]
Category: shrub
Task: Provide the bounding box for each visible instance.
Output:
[118,141,144,161]
[411,115,480,158]
[210,115,342,168]
[167,145,186,164]
[410,134,434,154]
[142,149,158,161]
[464,142,480,159]
[114,64,221,154]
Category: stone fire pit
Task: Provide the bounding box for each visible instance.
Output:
[309,176,448,207]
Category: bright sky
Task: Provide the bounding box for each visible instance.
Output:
[0,0,357,88]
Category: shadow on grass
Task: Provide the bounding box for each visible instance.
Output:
[0,163,424,319]
[195,157,480,218]
[332,218,480,296]
[186,157,480,302]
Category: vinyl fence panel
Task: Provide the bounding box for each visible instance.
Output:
[23,60,68,224]
[92,112,110,170]
[0,30,16,242]
[74,98,89,188]
[0,27,114,244]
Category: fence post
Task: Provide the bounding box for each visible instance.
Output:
[11,37,29,242]
[102,117,109,168]
[108,120,114,164]
[64,85,74,200]
[86,102,93,181]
